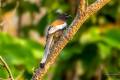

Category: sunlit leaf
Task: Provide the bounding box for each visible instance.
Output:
[98,43,111,59]
[0,33,43,77]
[102,28,120,49]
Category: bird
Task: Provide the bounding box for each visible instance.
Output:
[40,13,71,68]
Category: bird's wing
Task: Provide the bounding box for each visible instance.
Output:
[48,22,67,34]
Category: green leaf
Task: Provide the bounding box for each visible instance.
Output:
[18,1,39,13]
[102,28,120,49]
[2,2,16,12]
[80,27,101,44]
[0,33,43,77]
[98,43,111,59]
[36,14,48,35]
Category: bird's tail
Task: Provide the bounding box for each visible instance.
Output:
[40,35,53,68]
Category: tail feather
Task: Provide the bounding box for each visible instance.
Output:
[40,34,53,68]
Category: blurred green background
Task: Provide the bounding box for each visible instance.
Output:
[0,0,120,80]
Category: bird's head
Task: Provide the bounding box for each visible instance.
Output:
[58,13,71,20]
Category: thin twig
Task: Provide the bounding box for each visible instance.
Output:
[0,56,14,80]
[32,0,111,80]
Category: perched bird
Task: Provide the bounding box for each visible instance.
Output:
[40,13,71,68]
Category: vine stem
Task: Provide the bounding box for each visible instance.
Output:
[0,56,14,80]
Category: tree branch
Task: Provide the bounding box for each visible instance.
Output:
[79,0,86,12]
[0,56,14,80]
[32,0,111,80]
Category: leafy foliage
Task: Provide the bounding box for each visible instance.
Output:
[0,33,43,79]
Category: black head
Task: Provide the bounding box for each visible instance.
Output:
[58,13,71,20]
